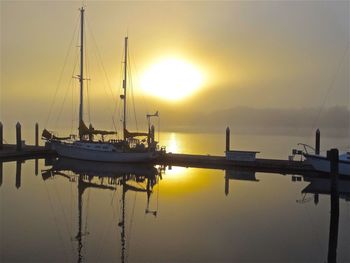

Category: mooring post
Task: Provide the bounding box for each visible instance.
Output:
[315,129,320,155]
[35,123,39,146]
[16,160,22,189]
[226,127,230,152]
[327,148,339,263]
[0,122,3,150]
[16,122,22,151]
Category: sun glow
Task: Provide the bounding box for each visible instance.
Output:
[163,133,188,179]
[140,58,204,101]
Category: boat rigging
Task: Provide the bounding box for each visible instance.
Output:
[42,6,163,162]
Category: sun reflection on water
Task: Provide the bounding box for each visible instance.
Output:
[163,133,188,180]
[167,133,180,153]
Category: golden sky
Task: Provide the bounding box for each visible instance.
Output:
[1,1,349,131]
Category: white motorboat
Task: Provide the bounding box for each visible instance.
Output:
[304,152,350,176]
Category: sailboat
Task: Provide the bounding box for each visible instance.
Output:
[42,7,162,162]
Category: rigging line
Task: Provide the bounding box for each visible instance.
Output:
[115,51,127,133]
[311,43,350,132]
[131,47,149,115]
[84,21,92,124]
[83,187,91,256]
[87,20,118,105]
[72,81,78,134]
[45,15,80,128]
[96,187,120,262]
[52,179,74,240]
[96,177,115,262]
[70,77,76,134]
[55,73,74,127]
[158,116,160,143]
[86,81,92,124]
[128,50,138,131]
[70,177,74,240]
[84,187,90,233]
[302,197,324,254]
[43,181,72,262]
[118,56,125,134]
[54,49,80,128]
[156,176,160,212]
[86,21,119,130]
[126,191,137,262]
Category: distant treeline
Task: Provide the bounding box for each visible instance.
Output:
[159,106,350,137]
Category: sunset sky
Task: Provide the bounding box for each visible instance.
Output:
[1,1,349,134]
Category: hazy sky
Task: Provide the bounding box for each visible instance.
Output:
[1,1,349,132]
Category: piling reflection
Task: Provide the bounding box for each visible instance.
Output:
[42,157,161,263]
[296,174,348,263]
[225,166,349,263]
[0,161,2,186]
[1,156,349,262]
[15,160,22,189]
[224,169,258,196]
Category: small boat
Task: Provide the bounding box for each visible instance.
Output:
[303,152,350,176]
[42,7,162,162]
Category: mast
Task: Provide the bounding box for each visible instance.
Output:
[121,175,126,263]
[122,37,128,141]
[76,176,84,263]
[79,7,85,140]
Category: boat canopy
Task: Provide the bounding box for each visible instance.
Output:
[124,128,148,138]
[42,129,71,141]
[79,120,117,138]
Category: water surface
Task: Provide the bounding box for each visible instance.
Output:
[1,132,349,262]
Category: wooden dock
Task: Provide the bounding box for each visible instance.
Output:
[157,153,316,175]
[0,144,316,176]
[0,144,56,162]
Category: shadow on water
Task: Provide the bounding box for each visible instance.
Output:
[1,155,349,262]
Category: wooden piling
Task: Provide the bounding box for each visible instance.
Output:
[0,122,3,150]
[226,127,230,152]
[315,129,320,155]
[16,160,22,189]
[35,123,39,146]
[16,122,22,151]
[327,148,339,263]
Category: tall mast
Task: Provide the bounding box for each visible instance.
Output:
[76,176,83,263]
[122,37,128,140]
[79,7,85,140]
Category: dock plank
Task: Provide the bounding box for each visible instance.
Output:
[157,153,316,175]
[0,144,56,162]
[1,145,318,176]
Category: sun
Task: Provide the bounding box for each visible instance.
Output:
[140,58,204,101]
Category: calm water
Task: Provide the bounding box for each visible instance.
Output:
[1,132,349,263]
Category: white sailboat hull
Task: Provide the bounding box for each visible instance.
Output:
[304,153,350,176]
[52,141,158,163]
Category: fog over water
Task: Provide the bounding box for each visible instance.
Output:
[1,1,349,133]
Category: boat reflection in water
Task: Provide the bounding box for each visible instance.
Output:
[225,167,349,263]
[298,173,349,263]
[42,157,161,263]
